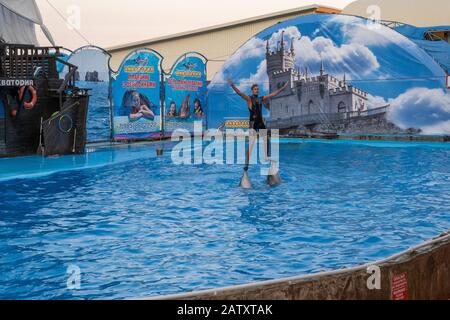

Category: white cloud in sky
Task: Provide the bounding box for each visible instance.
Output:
[298,36,380,76]
[264,26,379,76]
[368,88,450,134]
[329,15,412,48]
[421,121,450,135]
[237,60,268,92]
[219,37,266,76]
[213,25,380,88]
[367,94,389,109]
[387,88,450,134]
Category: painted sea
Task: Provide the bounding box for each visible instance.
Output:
[76,81,111,142]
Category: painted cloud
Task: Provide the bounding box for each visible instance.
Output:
[388,88,450,134]
[329,14,412,48]
[214,24,380,89]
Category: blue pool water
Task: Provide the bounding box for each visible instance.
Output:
[0,139,449,299]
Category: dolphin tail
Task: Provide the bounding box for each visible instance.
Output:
[267,173,282,187]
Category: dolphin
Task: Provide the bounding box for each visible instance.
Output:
[183,62,197,70]
[179,94,191,119]
[267,161,282,187]
[134,56,149,65]
[239,171,252,189]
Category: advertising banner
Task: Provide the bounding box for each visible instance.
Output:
[111,49,163,140]
[164,53,207,136]
[55,48,72,74]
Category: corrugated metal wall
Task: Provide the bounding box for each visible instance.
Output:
[108,9,332,80]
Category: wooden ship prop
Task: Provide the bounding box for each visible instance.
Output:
[0,44,90,157]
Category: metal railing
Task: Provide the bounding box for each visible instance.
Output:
[55,57,79,109]
[268,105,390,129]
[0,44,64,80]
[380,20,406,29]
[0,44,84,110]
[316,100,336,132]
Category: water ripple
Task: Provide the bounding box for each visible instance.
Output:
[0,141,449,299]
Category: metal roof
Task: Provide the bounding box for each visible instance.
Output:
[107,4,340,52]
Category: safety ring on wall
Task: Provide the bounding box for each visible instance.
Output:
[18,86,38,110]
[58,114,73,133]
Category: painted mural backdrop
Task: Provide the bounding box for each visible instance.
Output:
[164,53,207,135]
[61,46,112,142]
[55,48,72,74]
[111,49,162,140]
[207,14,449,134]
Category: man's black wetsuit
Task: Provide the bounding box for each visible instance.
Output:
[244,95,268,172]
[249,95,266,131]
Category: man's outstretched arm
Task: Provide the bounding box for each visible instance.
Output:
[228,78,250,103]
[263,82,289,102]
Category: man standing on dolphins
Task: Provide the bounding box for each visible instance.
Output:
[227,78,288,188]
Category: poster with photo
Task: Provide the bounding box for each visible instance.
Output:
[111,49,163,140]
[164,53,207,136]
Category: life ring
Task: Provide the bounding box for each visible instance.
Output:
[18,86,38,110]
[58,114,73,133]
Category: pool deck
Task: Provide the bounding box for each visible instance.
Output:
[141,230,450,300]
[85,133,450,152]
[338,134,450,143]
[287,133,450,143]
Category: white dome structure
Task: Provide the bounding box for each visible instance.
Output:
[343,0,450,27]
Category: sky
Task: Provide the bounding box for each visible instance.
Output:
[36,0,355,49]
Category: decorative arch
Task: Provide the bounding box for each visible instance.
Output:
[111,48,165,141]
[338,101,347,113]
[61,45,113,142]
[164,52,208,135]
[308,100,314,115]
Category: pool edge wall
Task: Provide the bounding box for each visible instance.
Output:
[145,231,450,300]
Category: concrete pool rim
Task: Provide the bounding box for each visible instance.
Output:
[140,230,450,300]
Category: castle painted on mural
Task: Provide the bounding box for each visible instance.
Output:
[266,33,370,129]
